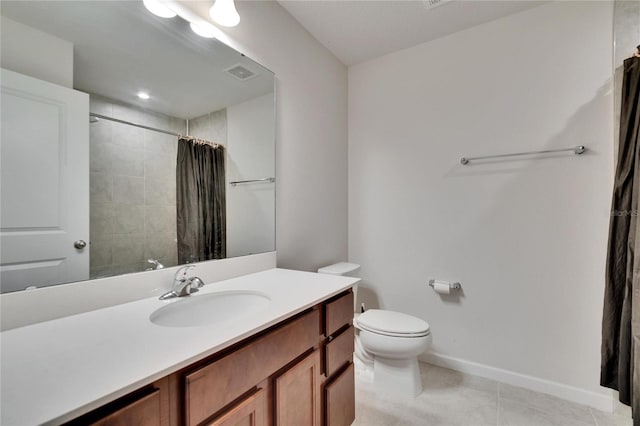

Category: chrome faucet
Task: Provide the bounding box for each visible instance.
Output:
[159,265,205,300]
[146,258,165,271]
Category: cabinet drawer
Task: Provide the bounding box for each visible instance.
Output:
[91,389,161,426]
[324,326,354,378]
[324,364,355,426]
[324,292,353,337]
[185,309,320,425]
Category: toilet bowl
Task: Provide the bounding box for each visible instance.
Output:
[317,263,432,397]
[355,309,431,397]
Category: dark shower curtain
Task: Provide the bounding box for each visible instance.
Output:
[176,137,226,263]
[601,54,639,422]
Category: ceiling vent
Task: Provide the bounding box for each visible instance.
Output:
[225,64,257,81]
[422,0,450,9]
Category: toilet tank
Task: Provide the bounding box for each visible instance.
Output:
[318,262,361,314]
[317,262,360,277]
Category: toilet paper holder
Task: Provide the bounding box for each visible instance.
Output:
[428,279,461,290]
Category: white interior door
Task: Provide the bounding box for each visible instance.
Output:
[1,68,89,292]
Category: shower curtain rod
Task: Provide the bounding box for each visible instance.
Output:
[89,112,182,137]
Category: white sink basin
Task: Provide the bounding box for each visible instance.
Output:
[150,290,271,328]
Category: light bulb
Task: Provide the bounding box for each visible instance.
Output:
[190,22,217,38]
[137,92,150,100]
[209,0,240,27]
[143,0,176,18]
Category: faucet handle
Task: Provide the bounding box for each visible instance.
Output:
[174,265,196,280]
[147,258,165,270]
[188,277,205,290]
[160,267,203,300]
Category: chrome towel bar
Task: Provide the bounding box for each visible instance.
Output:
[230,177,275,186]
[460,145,586,165]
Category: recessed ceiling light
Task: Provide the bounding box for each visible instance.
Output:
[137,92,150,100]
[143,0,176,18]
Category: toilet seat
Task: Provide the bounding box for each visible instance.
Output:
[355,309,430,338]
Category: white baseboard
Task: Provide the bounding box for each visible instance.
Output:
[420,351,614,413]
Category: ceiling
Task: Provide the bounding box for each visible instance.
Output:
[2,0,547,116]
[1,1,274,119]
[278,0,546,66]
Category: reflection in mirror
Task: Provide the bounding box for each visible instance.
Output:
[0,1,275,293]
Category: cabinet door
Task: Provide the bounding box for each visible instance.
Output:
[274,350,321,426]
[185,310,320,425]
[64,379,169,426]
[324,364,355,426]
[208,389,267,426]
[90,390,161,426]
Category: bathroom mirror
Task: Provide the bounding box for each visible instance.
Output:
[0,1,275,293]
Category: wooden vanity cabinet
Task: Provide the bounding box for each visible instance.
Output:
[184,309,321,425]
[324,326,355,378]
[65,378,170,426]
[324,364,355,426]
[90,389,163,426]
[324,293,353,338]
[321,291,355,426]
[206,388,268,426]
[274,350,322,425]
[66,290,355,426]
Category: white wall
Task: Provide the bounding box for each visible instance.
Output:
[188,2,349,271]
[349,1,614,409]
[227,94,276,258]
[0,16,73,88]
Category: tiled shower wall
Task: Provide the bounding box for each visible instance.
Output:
[188,108,228,144]
[89,94,185,278]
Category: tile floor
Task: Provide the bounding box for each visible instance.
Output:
[353,362,633,426]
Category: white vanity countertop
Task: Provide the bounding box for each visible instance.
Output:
[0,268,359,426]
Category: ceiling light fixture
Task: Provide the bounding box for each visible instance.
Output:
[137,92,150,100]
[189,22,217,38]
[144,1,229,41]
[142,0,177,18]
[209,0,240,27]
[142,0,230,41]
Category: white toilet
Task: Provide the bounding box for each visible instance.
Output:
[318,263,432,397]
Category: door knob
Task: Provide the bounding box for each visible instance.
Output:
[74,240,87,249]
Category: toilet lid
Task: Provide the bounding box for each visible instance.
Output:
[355,309,430,337]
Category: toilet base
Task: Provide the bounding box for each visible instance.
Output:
[373,356,422,397]
[354,356,374,383]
